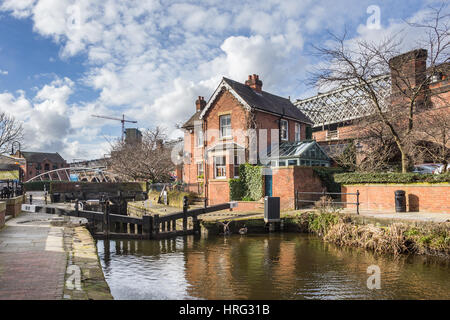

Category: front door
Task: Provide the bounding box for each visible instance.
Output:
[264,170,272,197]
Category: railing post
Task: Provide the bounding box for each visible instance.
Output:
[153,214,160,238]
[75,199,79,217]
[143,215,153,239]
[183,196,188,232]
[295,191,297,210]
[356,190,360,215]
[103,200,110,237]
[193,215,200,235]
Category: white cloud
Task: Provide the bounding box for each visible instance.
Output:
[0,0,444,160]
[0,69,8,75]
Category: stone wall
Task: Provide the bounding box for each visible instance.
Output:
[342,184,450,213]
[5,196,24,218]
[0,201,5,228]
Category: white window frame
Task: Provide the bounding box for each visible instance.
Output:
[233,155,240,178]
[196,130,203,147]
[280,119,289,141]
[197,162,204,178]
[219,114,232,139]
[214,156,226,179]
[295,123,301,142]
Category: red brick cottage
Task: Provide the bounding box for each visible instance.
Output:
[182,75,329,206]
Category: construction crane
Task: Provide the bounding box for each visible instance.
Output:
[91,114,137,142]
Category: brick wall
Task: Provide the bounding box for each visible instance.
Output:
[207,180,230,205]
[342,184,450,213]
[272,166,324,210]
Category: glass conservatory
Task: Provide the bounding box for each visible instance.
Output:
[267,141,331,167]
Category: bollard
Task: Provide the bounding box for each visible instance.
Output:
[395,190,406,213]
[29,194,33,205]
[75,199,79,217]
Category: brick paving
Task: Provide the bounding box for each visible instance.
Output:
[0,212,67,300]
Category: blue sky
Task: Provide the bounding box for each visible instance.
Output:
[0,0,444,161]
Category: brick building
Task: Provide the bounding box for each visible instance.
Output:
[13,151,67,182]
[295,49,450,164]
[182,75,329,205]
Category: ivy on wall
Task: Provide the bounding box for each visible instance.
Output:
[229,163,263,201]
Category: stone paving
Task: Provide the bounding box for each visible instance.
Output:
[0,205,112,300]
[0,212,67,300]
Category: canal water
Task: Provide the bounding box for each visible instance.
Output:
[97,234,450,300]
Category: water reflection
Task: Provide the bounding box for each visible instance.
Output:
[97,234,450,300]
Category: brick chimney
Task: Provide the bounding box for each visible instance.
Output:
[245,74,263,92]
[195,96,206,111]
[389,49,427,95]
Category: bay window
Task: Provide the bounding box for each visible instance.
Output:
[214,156,226,178]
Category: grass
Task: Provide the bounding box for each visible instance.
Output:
[294,196,450,256]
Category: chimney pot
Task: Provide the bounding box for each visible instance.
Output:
[196,96,206,111]
[245,74,263,92]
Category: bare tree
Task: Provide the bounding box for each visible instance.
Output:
[310,5,449,172]
[411,105,450,172]
[0,112,24,154]
[109,127,175,182]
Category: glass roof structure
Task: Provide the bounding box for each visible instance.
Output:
[267,140,331,167]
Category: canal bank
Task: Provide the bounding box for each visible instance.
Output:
[97,233,450,300]
[201,211,450,258]
[0,211,112,300]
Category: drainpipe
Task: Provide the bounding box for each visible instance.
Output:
[203,119,208,205]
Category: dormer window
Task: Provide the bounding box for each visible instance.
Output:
[280,119,288,141]
[220,114,231,138]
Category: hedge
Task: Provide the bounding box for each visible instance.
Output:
[312,167,346,193]
[229,163,263,201]
[334,172,450,184]
[23,181,52,191]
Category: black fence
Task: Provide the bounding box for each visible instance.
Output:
[295,190,360,214]
[0,182,24,199]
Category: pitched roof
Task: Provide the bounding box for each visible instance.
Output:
[20,151,66,163]
[181,110,201,129]
[198,77,313,124]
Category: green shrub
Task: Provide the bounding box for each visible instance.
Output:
[228,163,263,201]
[313,167,346,193]
[229,178,245,201]
[241,163,263,201]
[334,172,450,184]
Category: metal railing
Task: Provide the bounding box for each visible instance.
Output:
[295,190,360,214]
[0,183,24,199]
